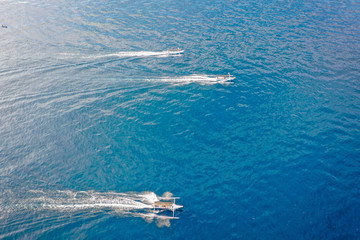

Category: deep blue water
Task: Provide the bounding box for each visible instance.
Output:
[1,0,360,239]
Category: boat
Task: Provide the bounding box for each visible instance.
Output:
[216,73,236,81]
[153,197,183,217]
[1,25,7,28]
[165,48,184,55]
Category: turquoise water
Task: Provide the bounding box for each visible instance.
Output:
[1,0,360,239]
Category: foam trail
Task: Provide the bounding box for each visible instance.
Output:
[149,74,234,85]
[0,190,179,229]
[34,190,158,210]
[0,190,181,225]
[43,190,180,226]
[2,190,149,212]
[58,50,183,59]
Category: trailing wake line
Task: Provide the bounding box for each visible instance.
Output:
[59,49,184,59]
[148,74,235,85]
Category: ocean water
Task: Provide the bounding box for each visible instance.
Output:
[0,0,360,239]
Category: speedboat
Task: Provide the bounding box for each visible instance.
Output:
[216,73,236,81]
[165,48,184,55]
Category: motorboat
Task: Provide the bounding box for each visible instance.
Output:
[153,197,183,217]
[216,73,236,81]
[165,48,184,55]
[153,197,183,211]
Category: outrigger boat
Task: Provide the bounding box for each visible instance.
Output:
[216,73,236,81]
[165,48,184,55]
[153,197,183,217]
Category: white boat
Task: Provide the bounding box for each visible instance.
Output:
[165,48,184,55]
[216,73,236,81]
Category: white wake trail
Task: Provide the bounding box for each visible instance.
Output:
[0,190,177,228]
[37,190,158,211]
[58,50,182,59]
[150,74,234,85]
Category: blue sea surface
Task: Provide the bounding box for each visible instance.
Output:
[1,0,360,239]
